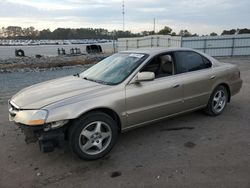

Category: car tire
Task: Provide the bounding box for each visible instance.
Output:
[68,112,118,160]
[205,85,228,116]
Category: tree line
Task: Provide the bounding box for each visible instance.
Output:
[156,26,250,36]
[0,26,140,39]
[1,26,250,39]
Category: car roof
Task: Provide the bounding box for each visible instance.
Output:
[120,47,197,56]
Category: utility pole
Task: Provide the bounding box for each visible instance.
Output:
[153,18,156,34]
[112,32,116,53]
[122,0,125,31]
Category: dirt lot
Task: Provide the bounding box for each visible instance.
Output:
[0,57,250,188]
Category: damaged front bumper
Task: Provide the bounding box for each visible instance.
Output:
[16,122,67,153]
[9,100,69,153]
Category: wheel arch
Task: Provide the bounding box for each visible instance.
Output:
[76,107,122,133]
[214,83,231,102]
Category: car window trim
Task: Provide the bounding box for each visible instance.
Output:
[139,52,175,78]
[133,65,214,85]
[126,51,181,85]
[173,50,212,74]
[126,50,214,85]
[126,52,178,85]
[202,56,213,67]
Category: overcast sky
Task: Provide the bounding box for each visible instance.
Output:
[0,0,250,35]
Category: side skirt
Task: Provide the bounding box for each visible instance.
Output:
[121,105,206,132]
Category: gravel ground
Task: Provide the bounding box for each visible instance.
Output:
[0,56,250,188]
[0,65,90,104]
[0,54,107,73]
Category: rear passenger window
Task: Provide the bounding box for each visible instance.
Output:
[203,57,212,67]
[174,51,211,74]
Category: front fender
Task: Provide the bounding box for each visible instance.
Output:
[44,89,127,128]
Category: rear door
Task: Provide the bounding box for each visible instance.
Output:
[173,51,215,110]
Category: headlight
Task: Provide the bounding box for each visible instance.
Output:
[15,110,48,126]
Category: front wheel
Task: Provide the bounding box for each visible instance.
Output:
[69,112,118,160]
[205,85,228,116]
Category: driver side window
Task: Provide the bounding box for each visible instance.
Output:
[141,53,174,78]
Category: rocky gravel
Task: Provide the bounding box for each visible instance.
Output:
[0,54,108,73]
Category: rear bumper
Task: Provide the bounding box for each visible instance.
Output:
[230,79,243,96]
[15,123,67,152]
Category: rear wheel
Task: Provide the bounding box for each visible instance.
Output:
[69,112,118,160]
[205,85,228,116]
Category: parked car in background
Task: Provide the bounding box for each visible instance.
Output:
[8,47,242,160]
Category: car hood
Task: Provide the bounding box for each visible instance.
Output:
[11,76,110,109]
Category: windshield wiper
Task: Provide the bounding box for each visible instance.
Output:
[83,77,112,85]
[83,76,91,81]
[94,80,113,85]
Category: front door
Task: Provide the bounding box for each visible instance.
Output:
[125,53,184,127]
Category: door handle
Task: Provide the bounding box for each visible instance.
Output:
[210,75,216,79]
[172,84,180,88]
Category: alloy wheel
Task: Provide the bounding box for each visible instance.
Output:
[212,90,227,113]
[79,121,112,155]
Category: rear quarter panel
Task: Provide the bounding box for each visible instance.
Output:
[211,62,242,97]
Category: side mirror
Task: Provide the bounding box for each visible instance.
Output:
[133,72,155,83]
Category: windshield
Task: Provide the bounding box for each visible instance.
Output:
[80,53,148,85]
